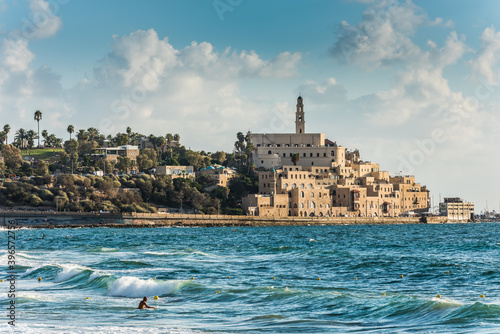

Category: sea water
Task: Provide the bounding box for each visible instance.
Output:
[0,223,499,333]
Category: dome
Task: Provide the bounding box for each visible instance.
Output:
[206,166,215,170]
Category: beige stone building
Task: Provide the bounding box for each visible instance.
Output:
[198,165,237,187]
[440,198,474,221]
[242,193,289,217]
[243,96,430,217]
[95,145,140,164]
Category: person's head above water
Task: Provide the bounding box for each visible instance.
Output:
[143,297,147,301]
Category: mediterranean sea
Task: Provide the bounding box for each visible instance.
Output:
[1,223,499,333]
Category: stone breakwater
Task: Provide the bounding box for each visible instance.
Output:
[0,210,449,228]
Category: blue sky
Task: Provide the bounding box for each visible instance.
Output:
[1,0,500,212]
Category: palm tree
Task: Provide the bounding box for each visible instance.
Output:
[126,126,132,136]
[3,124,10,145]
[291,153,300,166]
[14,128,27,148]
[34,110,42,147]
[76,129,88,142]
[67,125,74,140]
[87,127,99,142]
[166,133,173,145]
[0,131,6,145]
[173,133,180,144]
[27,130,38,149]
[41,130,48,146]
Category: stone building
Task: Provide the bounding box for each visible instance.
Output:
[198,165,237,188]
[243,96,430,217]
[440,197,474,221]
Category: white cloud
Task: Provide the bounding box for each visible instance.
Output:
[469,26,500,84]
[295,77,348,105]
[1,38,34,72]
[331,0,424,67]
[24,0,62,39]
[65,29,302,150]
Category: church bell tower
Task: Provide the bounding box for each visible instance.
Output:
[295,95,305,134]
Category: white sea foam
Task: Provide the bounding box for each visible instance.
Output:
[431,296,463,306]
[54,264,91,282]
[88,270,111,282]
[144,251,174,256]
[0,323,204,334]
[107,276,184,298]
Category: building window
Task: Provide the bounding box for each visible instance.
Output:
[300,191,304,198]
[317,153,320,157]
[303,153,306,157]
[323,153,326,157]
[310,153,313,157]
[292,183,297,188]
[283,153,286,157]
[300,184,304,189]
[310,192,314,197]
[308,183,313,189]
[310,202,315,209]
[331,150,335,156]
[300,203,304,208]
[268,150,272,154]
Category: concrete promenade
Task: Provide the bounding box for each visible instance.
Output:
[0,210,449,228]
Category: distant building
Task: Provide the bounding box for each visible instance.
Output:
[440,198,474,221]
[242,193,288,217]
[95,145,140,164]
[242,96,430,218]
[198,165,237,187]
[156,165,194,179]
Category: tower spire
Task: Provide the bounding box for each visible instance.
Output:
[295,95,305,134]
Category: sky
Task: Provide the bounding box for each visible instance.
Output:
[0,0,499,212]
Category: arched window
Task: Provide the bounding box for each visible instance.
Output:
[310,202,315,209]
[283,183,288,188]
[331,150,335,156]
[319,192,322,198]
[292,183,297,189]
[300,203,304,208]
[300,191,304,198]
[293,203,297,208]
[308,183,313,189]
[310,192,314,197]
[268,150,272,154]
[300,183,304,189]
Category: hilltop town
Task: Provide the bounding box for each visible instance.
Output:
[0,98,474,221]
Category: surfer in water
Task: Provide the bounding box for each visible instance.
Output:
[138,297,156,309]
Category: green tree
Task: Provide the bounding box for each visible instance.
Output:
[35,160,49,176]
[76,129,88,142]
[14,128,27,148]
[291,153,300,166]
[137,149,157,172]
[26,130,38,149]
[64,140,79,173]
[34,110,42,147]
[117,156,132,173]
[67,125,74,140]
[211,151,226,164]
[3,124,10,145]
[114,133,129,146]
[41,130,48,146]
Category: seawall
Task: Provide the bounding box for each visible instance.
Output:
[0,210,449,228]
